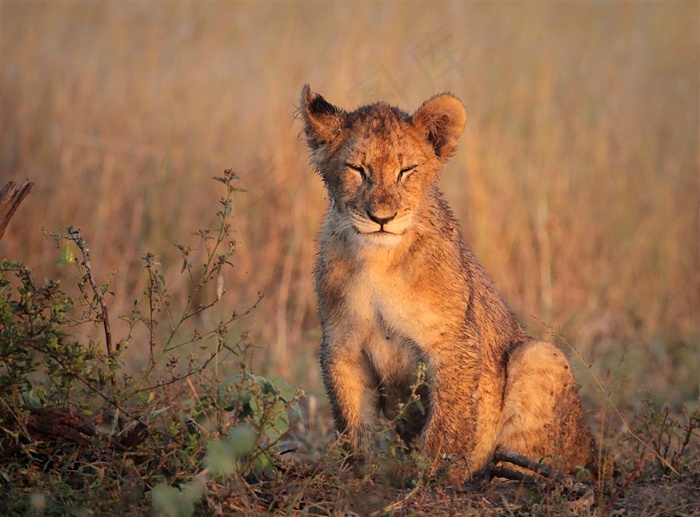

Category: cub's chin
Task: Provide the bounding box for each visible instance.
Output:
[354,230,405,248]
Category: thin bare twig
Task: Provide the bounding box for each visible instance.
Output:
[70,228,114,360]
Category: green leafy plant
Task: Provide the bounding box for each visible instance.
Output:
[207,373,300,476]
[0,260,88,407]
[0,170,302,515]
[151,479,205,517]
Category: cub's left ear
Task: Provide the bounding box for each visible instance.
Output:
[412,93,466,160]
[300,84,345,152]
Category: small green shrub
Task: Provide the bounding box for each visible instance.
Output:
[0,170,302,515]
[0,260,91,408]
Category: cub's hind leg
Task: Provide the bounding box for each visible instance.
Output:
[497,341,596,473]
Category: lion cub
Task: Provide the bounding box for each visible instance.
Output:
[300,85,596,480]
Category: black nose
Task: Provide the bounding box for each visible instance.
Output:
[366,210,396,226]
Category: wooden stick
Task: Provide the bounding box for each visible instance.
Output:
[0,179,33,240]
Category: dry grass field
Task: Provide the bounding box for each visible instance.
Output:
[1,2,699,515]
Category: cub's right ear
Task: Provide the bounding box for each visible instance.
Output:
[412,93,466,162]
[300,85,344,151]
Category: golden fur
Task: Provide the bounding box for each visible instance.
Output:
[300,85,596,480]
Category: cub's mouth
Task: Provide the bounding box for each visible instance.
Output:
[347,212,411,248]
[361,228,403,238]
[349,209,412,238]
[357,224,403,236]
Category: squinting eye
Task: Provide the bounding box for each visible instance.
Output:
[398,165,417,182]
[345,163,366,179]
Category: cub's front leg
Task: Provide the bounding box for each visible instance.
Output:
[320,337,379,455]
[421,344,493,479]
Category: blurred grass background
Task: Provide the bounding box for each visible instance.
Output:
[1,1,698,413]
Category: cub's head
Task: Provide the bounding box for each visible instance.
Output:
[300,85,466,247]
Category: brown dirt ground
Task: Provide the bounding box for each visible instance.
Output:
[204,457,700,516]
